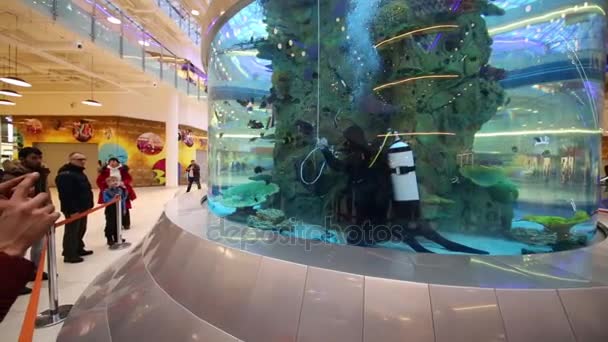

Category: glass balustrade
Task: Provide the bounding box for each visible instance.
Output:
[21,0,206,100]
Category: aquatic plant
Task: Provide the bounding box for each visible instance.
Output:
[459,165,508,188]
[217,181,280,208]
[523,211,591,240]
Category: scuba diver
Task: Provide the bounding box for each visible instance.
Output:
[316,124,488,255]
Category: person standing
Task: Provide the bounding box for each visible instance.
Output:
[55,152,94,263]
[2,147,51,294]
[185,160,202,192]
[102,176,128,246]
[97,158,136,230]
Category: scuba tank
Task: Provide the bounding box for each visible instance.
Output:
[388,135,420,202]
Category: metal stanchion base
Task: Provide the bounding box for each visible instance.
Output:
[35,304,73,328]
[109,241,132,250]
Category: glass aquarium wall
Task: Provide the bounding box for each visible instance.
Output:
[207,0,606,255]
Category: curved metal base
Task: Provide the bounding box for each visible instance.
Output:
[58,191,608,341]
[36,305,73,328]
[109,241,132,250]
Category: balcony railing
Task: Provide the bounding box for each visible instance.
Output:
[24,0,206,101]
[156,0,201,46]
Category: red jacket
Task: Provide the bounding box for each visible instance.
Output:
[0,253,35,321]
[96,166,137,209]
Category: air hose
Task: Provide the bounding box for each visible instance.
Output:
[300,146,327,185]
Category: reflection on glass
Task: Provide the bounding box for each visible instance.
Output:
[207,0,605,255]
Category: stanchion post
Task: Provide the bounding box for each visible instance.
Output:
[35,226,72,328]
[110,195,131,250]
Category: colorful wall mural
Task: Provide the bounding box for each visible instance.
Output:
[13,116,168,187]
[178,124,208,185]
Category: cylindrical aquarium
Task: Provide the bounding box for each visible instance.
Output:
[206,0,606,255]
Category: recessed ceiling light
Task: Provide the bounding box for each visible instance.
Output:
[191,9,200,16]
[0,99,16,106]
[107,16,121,25]
[0,76,32,88]
[82,99,102,107]
[0,89,22,97]
[138,40,151,47]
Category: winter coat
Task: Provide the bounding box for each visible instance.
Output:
[1,159,51,197]
[0,253,35,321]
[186,163,201,180]
[102,186,128,211]
[55,163,94,215]
[96,165,136,209]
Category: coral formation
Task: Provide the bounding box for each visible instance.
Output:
[523,211,591,240]
[247,208,294,231]
[256,0,509,233]
[509,228,558,246]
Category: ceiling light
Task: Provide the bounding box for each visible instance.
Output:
[0,76,31,88]
[138,40,151,47]
[0,89,22,97]
[82,99,102,107]
[107,16,121,25]
[0,99,16,106]
[82,56,102,107]
[1,45,32,88]
[191,9,200,16]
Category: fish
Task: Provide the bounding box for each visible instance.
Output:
[254,166,266,174]
[533,136,550,146]
[334,109,342,128]
[248,120,265,129]
[283,133,295,145]
[295,120,314,136]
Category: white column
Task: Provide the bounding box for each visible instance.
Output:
[165,93,179,187]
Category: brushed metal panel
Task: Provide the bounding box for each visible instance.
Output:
[558,287,608,342]
[106,256,238,342]
[496,289,575,342]
[235,257,308,342]
[56,307,111,342]
[364,277,434,342]
[430,285,506,342]
[297,267,364,342]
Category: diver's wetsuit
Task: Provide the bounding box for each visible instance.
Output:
[320,146,391,246]
[319,125,488,255]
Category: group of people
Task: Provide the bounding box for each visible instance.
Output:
[0,148,136,319]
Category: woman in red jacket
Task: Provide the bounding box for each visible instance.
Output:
[96,158,136,229]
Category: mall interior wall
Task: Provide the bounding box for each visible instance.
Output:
[2,89,208,187]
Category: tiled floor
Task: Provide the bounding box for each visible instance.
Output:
[0,186,185,341]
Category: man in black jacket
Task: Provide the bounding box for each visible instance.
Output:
[185,160,202,192]
[55,152,94,263]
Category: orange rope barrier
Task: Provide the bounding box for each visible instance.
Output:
[54,196,120,228]
[18,196,121,342]
[18,238,47,342]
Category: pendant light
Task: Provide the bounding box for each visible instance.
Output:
[0,45,32,88]
[0,47,22,97]
[82,56,102,107]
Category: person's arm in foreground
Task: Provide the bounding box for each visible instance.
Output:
[0,173,60,321]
